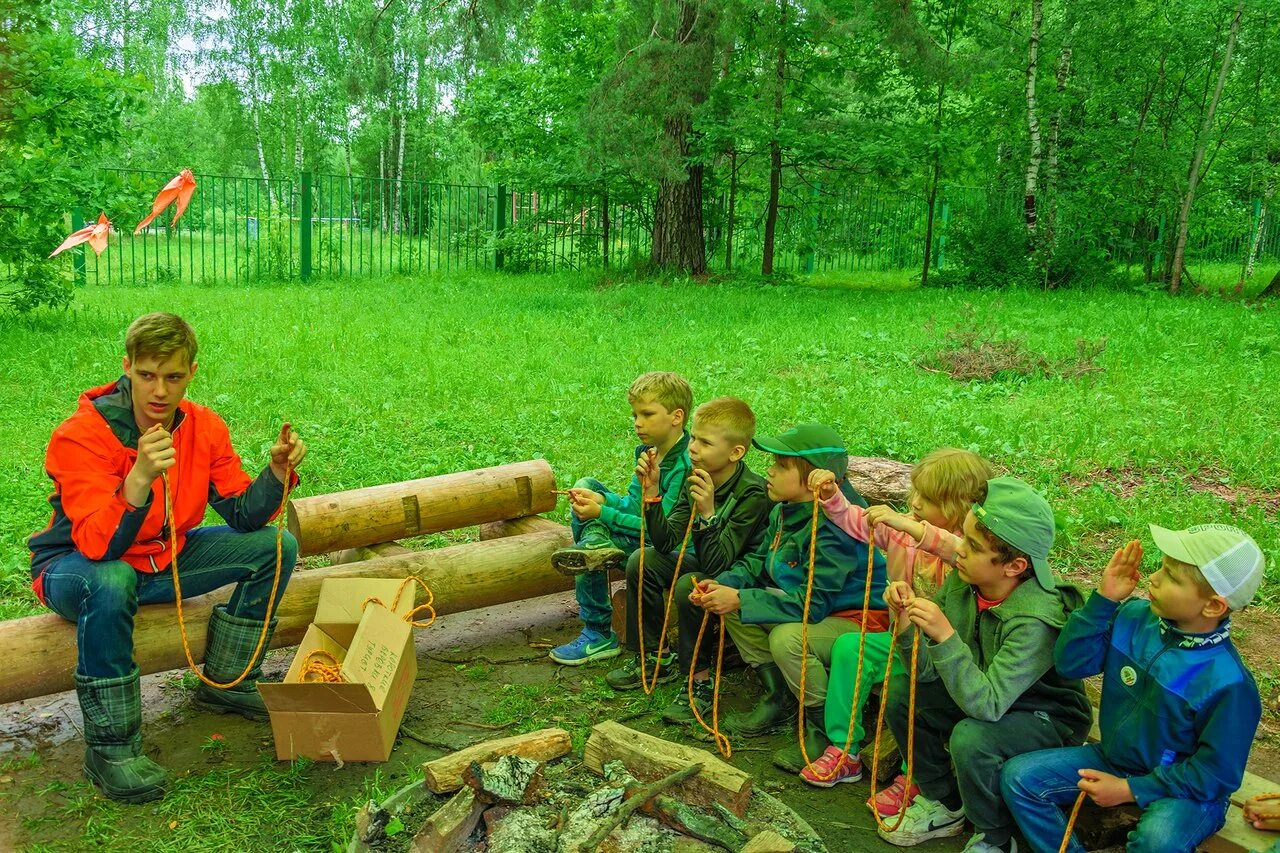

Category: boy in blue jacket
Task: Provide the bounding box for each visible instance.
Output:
[1001,524,1265,853]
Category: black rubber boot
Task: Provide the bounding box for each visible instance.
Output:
[773,705,832,772]
[77,667,168,804]
[722,663,798,737]
[194,604,276,721]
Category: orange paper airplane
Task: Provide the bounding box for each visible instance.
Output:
[134,169,197,234]
[49,212,112,258]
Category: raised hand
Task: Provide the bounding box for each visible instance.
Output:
[1099,539,1143,602]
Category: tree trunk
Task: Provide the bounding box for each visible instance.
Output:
[601,189,610,268]
[252,108,275,210]
[725,148,738,272]
[1241,200,1268,288]
[1023,0,1043,233]
[920,9,958,286]
[394,110,407,234]
[651,112,708,274]
[649,0,712,275]
[1043,40,1073,255]
[1170,0,1245,294]
[761,0,787,275]
[379,141,387,232]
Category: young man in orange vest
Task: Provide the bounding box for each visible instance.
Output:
[28,312,305,803]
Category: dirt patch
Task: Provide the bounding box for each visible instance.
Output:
[5,590,1280,852]
[1061,462,1280,515]
[917,307,1107,383]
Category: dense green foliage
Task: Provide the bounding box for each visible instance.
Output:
[2,0,1276,292]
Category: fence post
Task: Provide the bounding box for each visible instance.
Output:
[299,171,313,282]
[936,197,951,270]
[494,184,507,270]
[70,207,87,286]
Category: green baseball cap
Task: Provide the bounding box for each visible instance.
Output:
[971,476,1057,589]
[752,423,848,478]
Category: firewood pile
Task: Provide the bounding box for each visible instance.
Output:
[349,722,826,853]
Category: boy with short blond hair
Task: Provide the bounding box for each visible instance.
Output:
[604,397,772,725]
[1002,525,1264,853]
[878,477,1091,852]
[549,372,692,665]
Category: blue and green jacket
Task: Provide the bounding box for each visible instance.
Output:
[599,432,691,541]
[1055,592,1261,806]
[716,480,886,625]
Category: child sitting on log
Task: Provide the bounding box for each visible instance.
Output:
[797,448,993,792]
[549,372,692,665]
[1002,524,1264,853]
[876,477,1091,853]
[689,424,888,771]
[603,396,772,725]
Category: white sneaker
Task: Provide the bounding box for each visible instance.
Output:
[962,834,1018,853]
[877,795,966,846]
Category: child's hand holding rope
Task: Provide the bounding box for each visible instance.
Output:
[905,597,954,643]
[696,582,740,615]
[1077,769,1134,807]
[688,468,716,518]
[635,448,660,500]
[806,469,839,501]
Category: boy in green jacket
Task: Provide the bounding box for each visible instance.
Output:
[691,424,888,770]
[878,477,1091,853]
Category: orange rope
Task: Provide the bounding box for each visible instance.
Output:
[688,607,731,758]
[791,486,920,832]
[1058,790,1087,853]
[165,465,290,690]
[363,575,437,628]
[298,650,344,683]
[797,490,878,782]
[636,506,697,695]
[868,623,920,832]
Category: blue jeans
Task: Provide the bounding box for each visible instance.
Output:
[41,525,298,679]
[570,477,640,634]
[1001,744,1229,853]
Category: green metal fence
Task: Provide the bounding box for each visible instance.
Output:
[55,167,1279,286]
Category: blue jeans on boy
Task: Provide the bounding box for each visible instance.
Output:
[570,477,640,634]
[40,525,297,679]
[1001,744,1229,853]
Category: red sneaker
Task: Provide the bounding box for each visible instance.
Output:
[869,773,920,816]
[799,747,863,788]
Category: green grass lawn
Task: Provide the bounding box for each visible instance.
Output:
[3,269,1280,851]
[2,270,1278,619]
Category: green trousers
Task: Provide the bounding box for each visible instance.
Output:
[822,628,893,747]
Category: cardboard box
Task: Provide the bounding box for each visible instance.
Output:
[259,578,418,763]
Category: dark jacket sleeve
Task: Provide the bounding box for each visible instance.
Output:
[206,415,296,531]
[644,478,693,554]
[1054,591,1120,680]
[691,485,772,578]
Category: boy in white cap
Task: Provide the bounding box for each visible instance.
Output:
[1002,524,1265,853]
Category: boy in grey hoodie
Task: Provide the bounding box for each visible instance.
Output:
[876,477,1091,853]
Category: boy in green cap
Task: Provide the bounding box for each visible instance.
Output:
[877,476,1091,853]
[690,423,889,772]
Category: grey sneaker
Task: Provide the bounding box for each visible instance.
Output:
[551,522,626,576]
